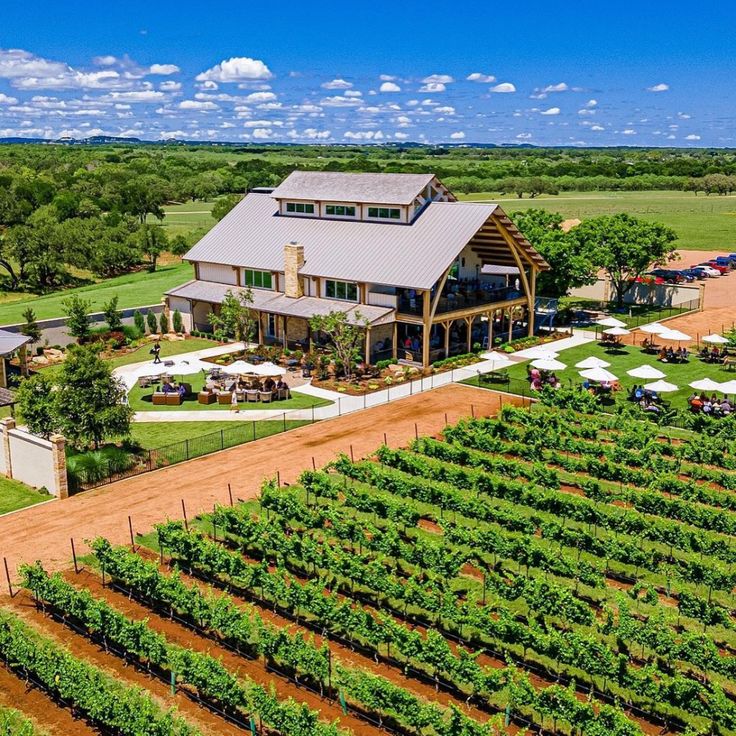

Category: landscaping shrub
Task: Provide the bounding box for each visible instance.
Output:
[66,446,137,490]
[146,310,157,334]
[122,324,141,341]
[133,309,145,335]
[376,359,398,370]
[172,309,183,334]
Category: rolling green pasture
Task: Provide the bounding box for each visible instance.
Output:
[147,200,216,235]
[459,190,736,251]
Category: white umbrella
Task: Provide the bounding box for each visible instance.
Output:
[658,329,692,342]
[530,358,567,371]
[689,378,723,392]
[603,326,630,336]
[643,380,679,393]
[580,367,619,382]
[575,356,611,369]
[221,360,258,375]
[717,380,736,394]
[483,354,515,371]
[165,357,212,375]
[702,334,730,345]
[627,365,666,379]
[130,362,174,380]
[638,323,666,335]
[251,361,286,377]
[596,317,627,328]
[521,346,560,360]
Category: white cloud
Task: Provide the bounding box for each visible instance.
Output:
[158,130,187,139]
[293,103,322,113]
[393,131,409,140]
[542,82,569,93]
[516,133,533,140]
[251,127,274,139]
[344,90,363,97]
[678,112,691,119]
[102,90,166,103]
[647,83,669,92]
[380,81,401,93]
[419,82,446,93]
[178,100,218,110]
[93,55,117,66]
[344,130,384,140]
[467,72,495,83]
[159,81,181,92]
[449,131,465,140]
[0,93,18,104]
[321,78,352,89]
[590,124,605,131]
[196,56,272,83]
[435,105,455,114]
[621,129,637,135]
[148,63,180,75]
[197,80,218,91]
[540,107,560,116]
[287,127,331,140]
[244,91,277,102]
[584,99,598,107]
[422,74,453,84]
[685,134,701,140]
[380,74,397,81]
[490,82,516,93]
[320,95,361,107]
[243,119,283,127]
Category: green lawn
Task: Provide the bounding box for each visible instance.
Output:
[127,383,331,413]
[129,419,310,450]
[106,336,215,369]
[0,262,192,327]
[148,200,216,236]
[459,190,736,252]
[0,475,52,515]
[493,339,736,412]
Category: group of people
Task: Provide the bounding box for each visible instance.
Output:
[688,393,734,416]
[629,385,662,413]
[657,346,689,363]
[160,379,188,398]
[528,367,561,391]
[699,346,731,363]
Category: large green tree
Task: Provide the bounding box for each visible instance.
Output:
[134,223,169,272]
[15,373,57,438]
[53,345,132,449]
[211,194,243,221]
[309,310,367,379]
[511,209,598,298]
[62,294,92,343]
[568,213,678,308]
[208,288,256,343]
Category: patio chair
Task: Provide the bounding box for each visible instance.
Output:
[277,387,291,400]
[246,390,259,403]
[259,390,273,403]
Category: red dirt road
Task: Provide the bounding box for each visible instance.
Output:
[0,384,521,577]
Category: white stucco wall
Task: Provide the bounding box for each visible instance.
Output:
[198,262,239,285]
[168,296,193,332]
[8,430,55,492]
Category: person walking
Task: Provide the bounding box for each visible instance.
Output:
[230,389,239,413]
[152,340,162,364]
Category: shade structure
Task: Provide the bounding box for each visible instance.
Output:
[596,317,627,328]
[603,326,631,336]
[627,365,666,379]
[638,323,666,335]
[221,360,259,375]
[579,367,619,382]
[165,357,212,375]
[643,379,679,393]
[658,329,692,342]
[130,362,172,380]
[717,380,736,394]
[575,356,611,369]
[483,353,515,371]
[521,346,559,360]
[689,378,724,392]
[702,334,730,345]
[251,361,287,377]
[530,358,567,371]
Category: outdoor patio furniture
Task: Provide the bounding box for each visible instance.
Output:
[217,392,232,405]
[198,391,216,405]
[164,393,181,406]
[259,390,273,403]
[277,387,290,400]
[138,376,152,388]
[151,392,167,406]
[724,357,736,371]
[246,390,259,402]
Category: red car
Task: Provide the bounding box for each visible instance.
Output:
[703,260,730,274]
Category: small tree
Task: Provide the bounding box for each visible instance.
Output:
[15,374,57,438]
[146,309,158,334]
[135,223,169,272]
[208,288,255,343]
[61,294,92,343]
[20,307,41,344]
[172,309,183,334]
[133,309,145,335]
[309,310,367,380]
[159,311,169,334]
[211,194,243,221]
[103,295,123,331]
[53,344,132,449]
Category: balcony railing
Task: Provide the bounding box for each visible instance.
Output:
[397,285,522,317]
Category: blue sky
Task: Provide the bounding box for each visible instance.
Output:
[1,0,734,146]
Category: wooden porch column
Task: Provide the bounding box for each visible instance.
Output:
[392,322,398,360]
[528,269,537,337]
[282,315,288,348]
[421,290,431,368]
[364,327,372,363]
[486,311,493,351]
[443,320,451,359]
[257,312,264,345]
[465,316,473,353]
[507,309,513,343]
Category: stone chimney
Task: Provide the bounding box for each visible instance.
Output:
[284,242,304,298]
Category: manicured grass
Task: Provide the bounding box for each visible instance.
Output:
[127,383,331,413]
[105,337,215,369]
[497,338,736,411]
[0,475,52,515]
[147,200,216,235]
[0,262,192,327]
[129,419,310,450]
[458,190,736,251]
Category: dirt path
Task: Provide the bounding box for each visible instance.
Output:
[0,384,522,576]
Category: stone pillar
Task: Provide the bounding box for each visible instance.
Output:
[284,242,305,298]
[1,417,15,479]
[50,434,68,499]
[0,358,6,389]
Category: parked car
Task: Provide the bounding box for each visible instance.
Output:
[702,260,730,274]
[648,269,685,283]
[680,268,706,280]
[690,264,721,277]
[672,269,697,282]
[714,256,735,269]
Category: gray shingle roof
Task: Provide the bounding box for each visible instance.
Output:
[167,280,395,326]
[0,330,31,355]
[270,171,436,206]
[184,193,499,291]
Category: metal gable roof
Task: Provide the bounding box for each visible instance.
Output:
[184,193,499,291]
[270,171,436,205]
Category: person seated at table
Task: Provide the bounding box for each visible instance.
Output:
[711,393,719,405]
[404,336,413,349]
[703,398,713,414]
[657,347,668,362]
[720,398,731,415]
[679,347,689,361]
[530,377,543,391]
[643,400,661,414]
[711,347,721,361]
[690,394,703,412]
[665,347,675,362]
[275,377,290,396]
[161,380,174,393]
[633,385,644,401]
[699,346,709,359]
[411,335,421,353]
[263,377,276,392]
[178,384,186,398]
[529,367,541,382]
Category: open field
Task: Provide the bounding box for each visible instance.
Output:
[147,199,216,235]
[0,262,191,327]
[460,190,736,251]
[105,336,213,368]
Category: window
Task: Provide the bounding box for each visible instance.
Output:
[244,269,273,289]
[367,206,401,220]
[325,279,358,301]
[325,204,356,217]
[285,202,315,214]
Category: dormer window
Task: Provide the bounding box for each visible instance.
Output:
[325,204,356,217]
[286,202,315,214]
[368,207,401,220]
